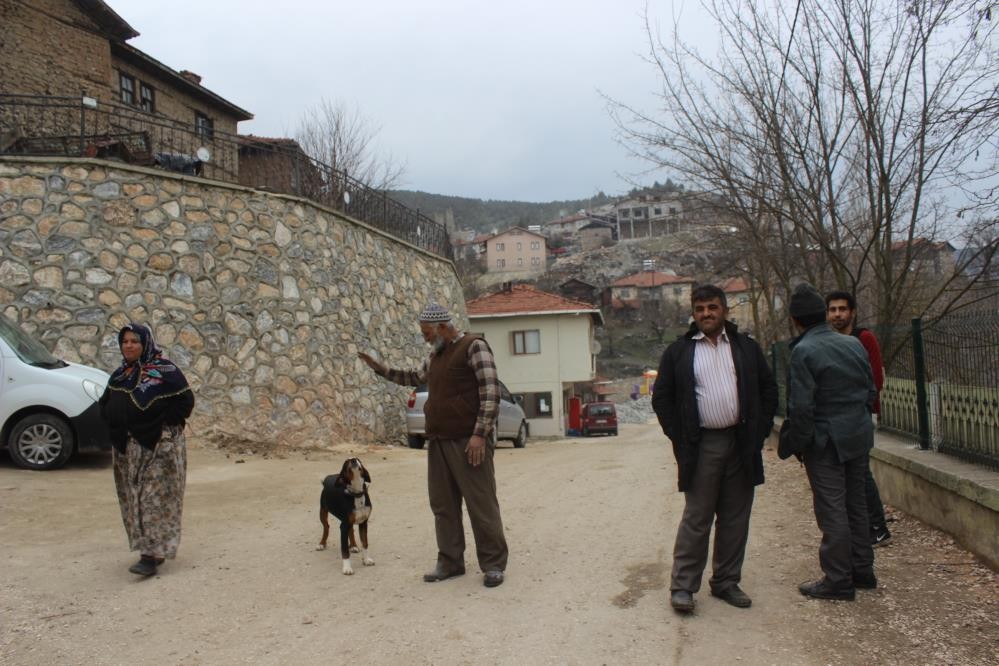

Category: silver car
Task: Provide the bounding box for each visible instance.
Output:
[405,381,528,449]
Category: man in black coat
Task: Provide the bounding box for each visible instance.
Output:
[652,284,778,613]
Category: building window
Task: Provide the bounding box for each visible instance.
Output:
[674,287,683,296]
[512,329,540,355]
[139,83,155,113]
[669,207,678,215]
[517,242,522,251]
[620,209,630,218]
[654,207,662,215]
[531,241,540,250]
[517,257,523,266]
[531,256,541,266]
[195,112,214,139]
[515,392,553,418]
[496,242,505,251]
[120,73,135,105]
[496,258,506,268]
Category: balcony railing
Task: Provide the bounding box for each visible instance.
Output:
[0,94,451,259]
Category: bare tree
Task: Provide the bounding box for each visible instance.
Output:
[295,98,405,190]
[609,0,999,343]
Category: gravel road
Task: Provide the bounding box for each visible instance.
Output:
[1,422,997,665]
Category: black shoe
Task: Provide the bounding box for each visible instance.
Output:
[853,571,878,589]
[128,556,158,577]
[872,527,892,548]
[711,584,752,608]
[799,578,855,601]
[483,570,504,587]
[670,590,695,613]
[422,564,465,582]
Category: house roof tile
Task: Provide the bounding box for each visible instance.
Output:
[611,271,695,287]
[467,284,602,323]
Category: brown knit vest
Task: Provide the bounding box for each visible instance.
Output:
[424,334,483,439]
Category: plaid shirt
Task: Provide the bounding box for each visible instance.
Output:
[378,334,500,439]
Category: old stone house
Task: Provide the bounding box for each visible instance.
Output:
[1,0,252,164]
[578,221,615,251]
[608,270,695,308]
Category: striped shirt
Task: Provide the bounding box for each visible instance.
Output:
[692,329,740,428]
[378,334,500,439]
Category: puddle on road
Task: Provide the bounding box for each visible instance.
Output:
[613,561,668,608]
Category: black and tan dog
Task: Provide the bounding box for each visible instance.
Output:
[318,458,374,575]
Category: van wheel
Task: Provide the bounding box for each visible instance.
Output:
[7,414,75,470]
[407,435,425,450]
[513,422,527,448]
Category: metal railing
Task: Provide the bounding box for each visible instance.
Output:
[0,93,451,259]
[771,312,999,470]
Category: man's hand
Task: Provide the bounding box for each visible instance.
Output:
[465,435,486,466]
[357,352,385,375]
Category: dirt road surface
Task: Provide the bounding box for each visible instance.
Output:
[2,421,997,665]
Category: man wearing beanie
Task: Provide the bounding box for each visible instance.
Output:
[358,302,508,589]
[785,283,877,600]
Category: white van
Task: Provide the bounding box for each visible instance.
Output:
[0,312,111,470]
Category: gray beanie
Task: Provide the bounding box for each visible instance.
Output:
[789,283,826,320]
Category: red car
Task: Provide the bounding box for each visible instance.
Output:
[580,402,618,436]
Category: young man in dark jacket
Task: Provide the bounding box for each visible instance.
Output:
[652,284,778,613]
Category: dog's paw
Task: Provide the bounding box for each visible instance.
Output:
[316,543,327,551]
[363,557,375,567]
[342,561,354,575]
[350,545,360,553]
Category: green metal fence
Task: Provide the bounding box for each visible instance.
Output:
[771,312,999,471]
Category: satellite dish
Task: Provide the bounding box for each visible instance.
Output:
[343,191,351,205]
[196,147,211,162]
[590,339,602,354]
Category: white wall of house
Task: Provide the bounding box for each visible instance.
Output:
[469,312,596,436]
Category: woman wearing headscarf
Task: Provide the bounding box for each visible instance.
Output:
[99,323,194,577]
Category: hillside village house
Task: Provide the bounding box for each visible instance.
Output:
[484,226,547,275]
[578,221,615,251]
[543,212,596,237]
[608,270,695,308]
[1,0,252,176]
[720,276,753,328]
[614,196,684,240]
[558,278,600,305]
[466,284,603,437]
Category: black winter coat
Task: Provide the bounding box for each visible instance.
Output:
[651,321,778,492]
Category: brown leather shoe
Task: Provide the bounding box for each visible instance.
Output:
[422,564,465,582]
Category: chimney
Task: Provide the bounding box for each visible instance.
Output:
[179,70,202,85]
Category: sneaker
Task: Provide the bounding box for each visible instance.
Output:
[871,527,892,548]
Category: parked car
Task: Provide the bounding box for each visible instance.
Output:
[0,313,111,470]
[580,401,618,436]
[405,380,528,449]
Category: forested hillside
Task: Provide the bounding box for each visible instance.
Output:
[390,180,686,233]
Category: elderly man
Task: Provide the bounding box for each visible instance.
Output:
[786,284,877,600]
[652,284,777,613]
[358,303,508,588]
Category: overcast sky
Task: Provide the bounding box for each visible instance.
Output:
[107,1,710,202]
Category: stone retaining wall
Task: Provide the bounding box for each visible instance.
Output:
[0,156,464,448]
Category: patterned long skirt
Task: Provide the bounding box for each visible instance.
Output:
[112,425,187,559]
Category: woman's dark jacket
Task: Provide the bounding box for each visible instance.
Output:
[651,321,778,492]
[99,377,194,452]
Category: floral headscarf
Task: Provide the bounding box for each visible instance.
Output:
[107,323,191,409]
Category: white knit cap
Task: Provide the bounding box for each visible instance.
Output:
[418,303,451,322]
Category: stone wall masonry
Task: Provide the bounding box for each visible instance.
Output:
[0,156,466,449]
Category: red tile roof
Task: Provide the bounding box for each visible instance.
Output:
[467,284,602,323]
[611,271,695,287]
[720,277,749,293]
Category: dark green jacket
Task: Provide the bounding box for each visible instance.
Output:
[787,324,876,461]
